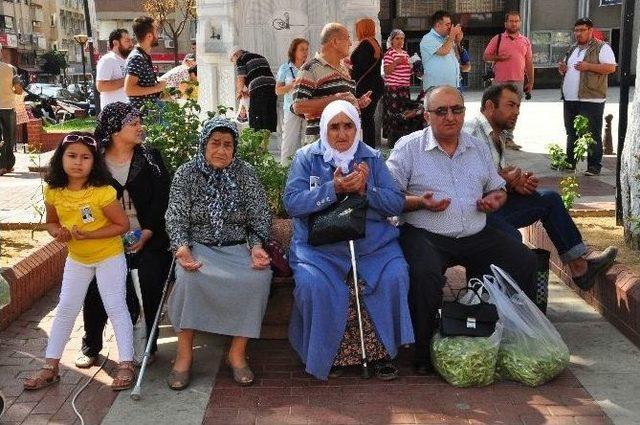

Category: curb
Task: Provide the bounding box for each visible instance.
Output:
[522,222,640,347]
[0,241,67,330]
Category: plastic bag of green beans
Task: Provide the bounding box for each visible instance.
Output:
[483,265,569,387]
[431,322,503,387]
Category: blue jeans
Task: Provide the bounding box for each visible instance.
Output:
[563,100,605,171]
[488,189,587,263]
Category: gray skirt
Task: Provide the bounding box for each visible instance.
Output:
[168,242,272,338]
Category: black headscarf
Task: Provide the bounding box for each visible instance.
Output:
[94,102,142,149]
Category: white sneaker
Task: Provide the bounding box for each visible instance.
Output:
[75,352,97,369]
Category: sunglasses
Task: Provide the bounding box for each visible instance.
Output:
[427,105,466,116]
[62,134,98,148]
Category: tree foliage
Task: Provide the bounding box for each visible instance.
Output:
[40,50,68,76]
[142,0,196,65]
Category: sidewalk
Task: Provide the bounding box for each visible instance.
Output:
[2,271,640,424]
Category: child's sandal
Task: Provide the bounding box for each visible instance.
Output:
[111,362,136,391]
[23,364,60,391]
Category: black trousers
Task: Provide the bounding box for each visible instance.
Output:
[0,109,16,170]
[361,91,383,148]
[249,85,278,132]
[398,224,537,364]
[563,100,605,171]
[82,249,172,357]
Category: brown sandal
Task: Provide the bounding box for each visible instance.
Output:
[23,364,60,391]
[166,368,191,391]
[111,362,136,391]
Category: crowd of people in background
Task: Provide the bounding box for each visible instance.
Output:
[7,7,622,393]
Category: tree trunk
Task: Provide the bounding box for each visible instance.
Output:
[621,40,640,249]
[173,34,179,66]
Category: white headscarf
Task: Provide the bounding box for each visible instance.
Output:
[319,100,361,173]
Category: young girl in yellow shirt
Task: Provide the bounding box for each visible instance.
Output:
[23,132,135,391]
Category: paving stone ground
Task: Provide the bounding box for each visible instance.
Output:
[204,341,610,425]
[0,290,120,425]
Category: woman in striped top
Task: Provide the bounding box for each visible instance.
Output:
[382,29,413,147]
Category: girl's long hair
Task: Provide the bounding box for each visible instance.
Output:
[44,131,113,189]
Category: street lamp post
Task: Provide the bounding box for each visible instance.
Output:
[73,34,89,96]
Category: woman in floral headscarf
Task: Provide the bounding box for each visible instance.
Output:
[74,102,172,374]
[165,117,272,389]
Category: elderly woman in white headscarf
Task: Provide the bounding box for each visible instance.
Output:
[283,100,414,381]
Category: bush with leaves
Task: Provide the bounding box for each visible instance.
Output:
[237,128,290,217]
[547,115,596,209]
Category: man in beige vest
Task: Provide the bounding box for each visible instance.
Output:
[0,44,23,176]
[558,18,616,176]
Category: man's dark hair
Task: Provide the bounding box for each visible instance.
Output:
[44,132,112,189]
[108,29,128,49]
[431,10,451,26]
[574,17,594,28]
[132,16,155,42]
[505,11,520,21]
[188,65,197,76]
[481,83,521,111]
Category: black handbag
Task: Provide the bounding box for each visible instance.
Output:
[440,286,499,338]
[308,194,367,246]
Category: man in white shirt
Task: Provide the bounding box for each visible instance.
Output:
[559,18,616,176]
[96,29,134,107]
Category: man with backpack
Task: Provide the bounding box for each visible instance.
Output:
[483,11,533,150]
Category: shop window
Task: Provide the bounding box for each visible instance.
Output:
[531,30,572,67]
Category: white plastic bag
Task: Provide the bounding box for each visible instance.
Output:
[431,279,502,387]
[482,265,569,387]
[130,269,147,364]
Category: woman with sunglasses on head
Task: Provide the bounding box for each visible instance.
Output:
[74,102,172,372]
[24,132,135,391]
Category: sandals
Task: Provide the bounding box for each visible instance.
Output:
[373,361,399,381]
[166,368,191,391]
[225,355,254,386]
[23,364,60,391]
[111,362,136,391]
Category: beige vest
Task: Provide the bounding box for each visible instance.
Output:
[564,39,608,100]
[0,62,16,109]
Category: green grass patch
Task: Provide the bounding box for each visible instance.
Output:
[43,117,96,133]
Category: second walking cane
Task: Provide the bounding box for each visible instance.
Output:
[348,240,371,379]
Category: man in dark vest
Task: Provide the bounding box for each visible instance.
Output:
[558,18,616,176]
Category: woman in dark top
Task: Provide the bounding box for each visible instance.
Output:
[76,102,172,369]
[350,18,384,148]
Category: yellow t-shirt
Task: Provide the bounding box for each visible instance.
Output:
[44,185,124,264]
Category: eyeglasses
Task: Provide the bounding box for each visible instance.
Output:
[62,134,98,148]
[427,105,466,116]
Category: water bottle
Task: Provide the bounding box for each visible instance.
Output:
[123,229,142,250]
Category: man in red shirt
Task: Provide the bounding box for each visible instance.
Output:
[484,11,533,150]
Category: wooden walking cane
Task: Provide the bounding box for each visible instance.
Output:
[348,240,371,379]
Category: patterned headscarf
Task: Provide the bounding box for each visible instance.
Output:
[196,117,241,241]
[94,102,141,148]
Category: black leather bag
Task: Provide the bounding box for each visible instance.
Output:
[440,287,499,338]
[308,194,367,246]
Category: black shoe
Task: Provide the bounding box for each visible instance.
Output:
[560,163,576,172]
[328,367,344,378]
[573,246,618,290]
[412,361,434,376]
[373,361,399,381]
[584,167,601,176]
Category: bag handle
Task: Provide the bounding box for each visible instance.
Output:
[356,40,382,90]
[454,279,489,304]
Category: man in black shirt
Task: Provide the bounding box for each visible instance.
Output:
[125,16,166,113]
[230,47,278,132]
